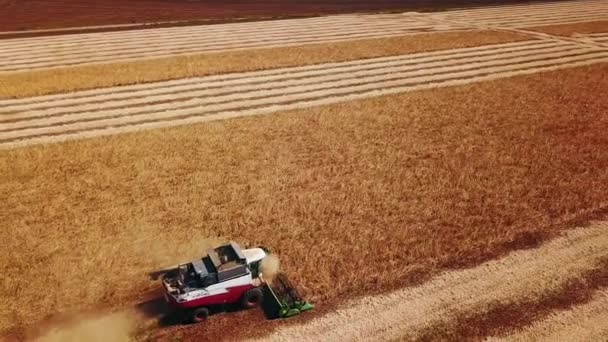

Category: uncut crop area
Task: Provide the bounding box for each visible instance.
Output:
[1,0,608,341]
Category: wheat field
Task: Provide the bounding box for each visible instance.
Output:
[2,0,608,340]
[3,63,608,338]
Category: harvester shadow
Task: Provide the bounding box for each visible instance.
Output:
[134,296,182,327]
[134,296,261,327]
[134,297,167,320]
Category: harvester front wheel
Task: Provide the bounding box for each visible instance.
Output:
[242,287,263,309]
[190,307,209,323]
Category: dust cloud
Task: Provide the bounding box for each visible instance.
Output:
[260,254,281,282]
[35,312,135,342]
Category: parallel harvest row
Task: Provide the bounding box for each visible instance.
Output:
[2,39,607,149]
[1,0,608,73]
[440,0,608,28]
[0,14,462,73]
[575,32,608,46]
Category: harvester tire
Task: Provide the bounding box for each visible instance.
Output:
[242,287,263,309]
[190,307,209,323]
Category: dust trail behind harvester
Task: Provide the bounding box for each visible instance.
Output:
[30,235,226,342]
[34,312,135,342]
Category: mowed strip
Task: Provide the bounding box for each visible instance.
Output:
[0,13,465,73]
[256,223,608,341]
[488,289,608,342]
[2,39,607,149]
[2,0,608,74]
[0,30,528,99]
[2,63,608,335]
[439,0,608,28]
[524,20,608,36]
[576,32,608,47]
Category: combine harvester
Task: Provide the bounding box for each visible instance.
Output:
[159,241,312,323]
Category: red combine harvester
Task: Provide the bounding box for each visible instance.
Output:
[160,241,312,323]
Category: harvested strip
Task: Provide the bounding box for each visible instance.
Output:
[441,0,608,28]
[2,40,607,149]
[0,0,472,32]
[2,0,608,73]
[524,20,608,36]
[0,30,528,99]
[415,259,608,341]
[578,32,608,45]
[0,40,563,112]
[0,13,464,73]
[0,14,434,51]
[488,290,608,341]
[0,16,289,38]
[257,223,608,342]
[0,21,430,60]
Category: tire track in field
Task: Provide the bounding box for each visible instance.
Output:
[487,290,608,342]
[252,222,608,342]
[574,32,608,48]
[1,39,607,149]
[1,0,608,73]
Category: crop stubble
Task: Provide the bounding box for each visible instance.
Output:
[525,20,608,36]
[0,13,466,74]
[0,30,527,99]
[3,0,608,81]
[488,289,608,341]
[3,0,604,32]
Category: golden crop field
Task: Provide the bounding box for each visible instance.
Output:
[2,0,608,341]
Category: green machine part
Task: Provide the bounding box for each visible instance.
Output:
[261,273,314,319]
